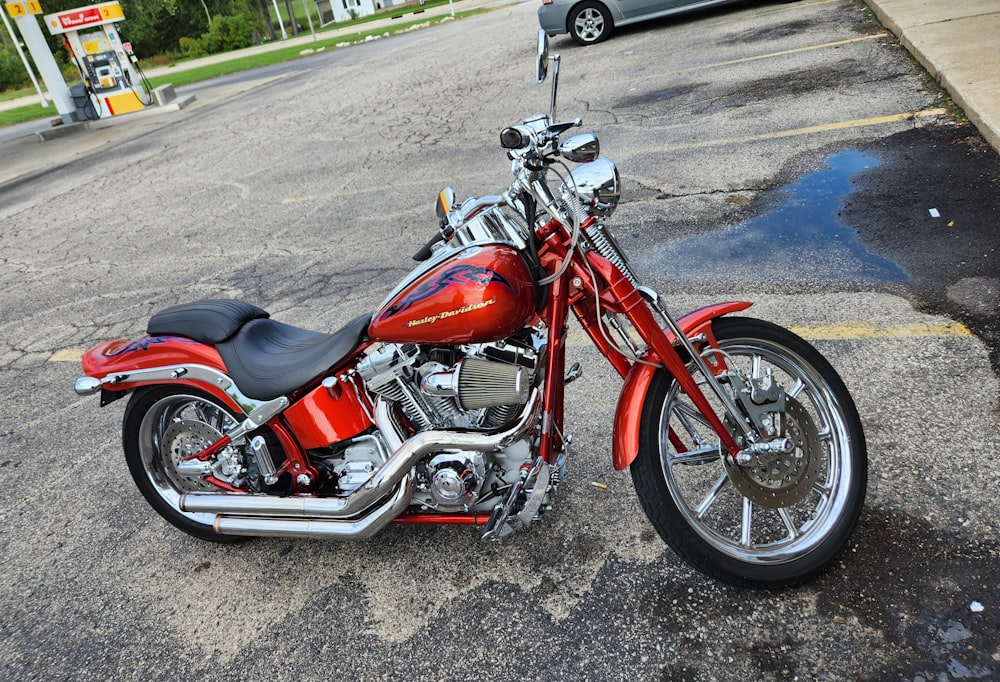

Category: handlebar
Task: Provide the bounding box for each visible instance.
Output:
[500,116,582,157]
[497,115,585,229]
[417,115,589,261]
[413,232,445,262]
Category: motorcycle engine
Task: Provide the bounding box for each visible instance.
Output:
[356,332,544,511]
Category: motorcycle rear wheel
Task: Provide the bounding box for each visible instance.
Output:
[123,385,251,542]
[630,317,867,587]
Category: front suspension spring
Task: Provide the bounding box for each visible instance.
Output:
[583,222,640,287]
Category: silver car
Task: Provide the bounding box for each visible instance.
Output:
[539,0,788,45]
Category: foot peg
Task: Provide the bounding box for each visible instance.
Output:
[250,435,278,486]
[481,456,550,542]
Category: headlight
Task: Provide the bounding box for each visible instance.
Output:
[560,157,620,218]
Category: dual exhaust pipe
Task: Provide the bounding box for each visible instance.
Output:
[179,391,539,539]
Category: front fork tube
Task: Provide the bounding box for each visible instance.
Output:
[625,297,744,459]
[637,288,755,455]
[591,278,754,462]
[539,273,570,465]
[540,268,745,463]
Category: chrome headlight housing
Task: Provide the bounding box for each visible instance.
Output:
[560,157,621,218]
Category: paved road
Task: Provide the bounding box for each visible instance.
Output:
[2,1,999,680]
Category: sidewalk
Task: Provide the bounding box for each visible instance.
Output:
[863,0,1000,152]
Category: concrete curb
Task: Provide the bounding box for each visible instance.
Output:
[864,0,1000,153]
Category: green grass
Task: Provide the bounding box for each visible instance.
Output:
[271,0,463,33]
[0,101,59,126]
[0,86,37,103]
[0,6,486,128]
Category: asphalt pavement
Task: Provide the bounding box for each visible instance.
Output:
[3,1,1000,678]
[1,0,998,160]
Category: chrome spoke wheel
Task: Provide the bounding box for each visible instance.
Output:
[631,317,866,586]
[123,386,251,542]
[661,352,844,564]
[139,394,240,502]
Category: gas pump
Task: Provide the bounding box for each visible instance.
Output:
[43,1,148,118]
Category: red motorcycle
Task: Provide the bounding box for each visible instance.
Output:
[75,32,866,587]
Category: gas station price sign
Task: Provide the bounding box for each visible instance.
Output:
[44,1,123,33]
[4,2,43,17]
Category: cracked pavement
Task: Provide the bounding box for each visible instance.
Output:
[2,0,1000,680]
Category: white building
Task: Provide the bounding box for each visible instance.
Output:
[315,0,409,24]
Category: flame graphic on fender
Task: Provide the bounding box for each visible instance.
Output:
[106,336,198,356]
[378,264,513,321]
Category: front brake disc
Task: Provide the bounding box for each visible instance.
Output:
[723,398,821,509]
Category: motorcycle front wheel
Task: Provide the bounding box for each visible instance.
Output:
[122,385,253,542]
[630,317,867,587]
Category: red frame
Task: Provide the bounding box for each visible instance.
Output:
[84,211,749,522]
[533,217,746,469]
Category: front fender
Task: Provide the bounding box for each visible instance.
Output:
[611,301,751,470]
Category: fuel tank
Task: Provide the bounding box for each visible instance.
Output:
[370,244,536,344]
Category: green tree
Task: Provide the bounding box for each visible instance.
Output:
[2,0,281,87]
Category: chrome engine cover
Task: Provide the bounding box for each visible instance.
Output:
[426,451,488,509]
[358,335,542,432]
[311,434,389,496]
[358,334,544,512]
[414,437,534,512]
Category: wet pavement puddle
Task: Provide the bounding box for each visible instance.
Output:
[637,150,908,284]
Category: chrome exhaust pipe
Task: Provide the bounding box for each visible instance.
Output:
[212,473,413,539]
[181,389,540,522]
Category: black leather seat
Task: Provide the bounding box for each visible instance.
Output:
[147,299,371,401]
[217,313,372,401]
[147,299,269,344]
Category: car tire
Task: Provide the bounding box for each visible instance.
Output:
[568,1,612,45]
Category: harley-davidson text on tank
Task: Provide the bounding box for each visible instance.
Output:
[369,245,536,344]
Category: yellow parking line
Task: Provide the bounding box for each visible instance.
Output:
[50,349,85,362]
[52,320,973,362]
[664,34,888,77]
[282,195,326,204]
[757,0,842,14]
[688,0,846,31]
[644,108,948,152]
[789,321,974,340]
[565,320,973,347]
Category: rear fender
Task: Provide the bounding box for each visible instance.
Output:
[78,336,258,415]
[611,301,751,470]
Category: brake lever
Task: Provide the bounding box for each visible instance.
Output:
[546,118,582,139]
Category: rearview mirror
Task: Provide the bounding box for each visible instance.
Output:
[536,29,549,84]
[559,133,600,163]
[436,186,456,218]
